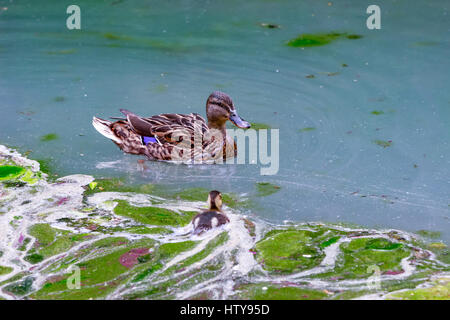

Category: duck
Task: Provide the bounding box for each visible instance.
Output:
[191,190,230,235]
[92,91,250,162]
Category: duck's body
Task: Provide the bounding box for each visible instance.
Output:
[192,190,229,235]
[92,92,250,162]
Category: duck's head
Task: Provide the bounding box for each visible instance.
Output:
[206,91,251,130]
[207,190,223,212]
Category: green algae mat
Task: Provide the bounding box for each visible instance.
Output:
[0,145,449,300]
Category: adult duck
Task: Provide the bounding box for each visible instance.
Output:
[92,91,250,162]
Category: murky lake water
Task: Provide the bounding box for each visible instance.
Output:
[1,0,449,245]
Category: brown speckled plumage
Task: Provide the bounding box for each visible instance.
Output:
[92,92,250,162]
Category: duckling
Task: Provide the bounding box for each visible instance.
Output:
[192,190,229,235]
[92,91,250,162]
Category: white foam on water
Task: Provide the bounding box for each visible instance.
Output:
[0,170,95,298]
[1,145,448,300]
[0,145,40,172]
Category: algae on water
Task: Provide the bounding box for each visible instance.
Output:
[255,182,281,197]
[287,32,363,48]
[40,133,59,142]
[0,145,448,300]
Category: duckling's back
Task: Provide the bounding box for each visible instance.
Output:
[192,211,229,235]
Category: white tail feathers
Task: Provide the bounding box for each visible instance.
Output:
[92,117,122,144]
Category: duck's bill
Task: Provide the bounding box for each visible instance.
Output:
[229,112,251,129]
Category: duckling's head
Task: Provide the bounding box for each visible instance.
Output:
[206,91,251,130]
[207,190,223,212]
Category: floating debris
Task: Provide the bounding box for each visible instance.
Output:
[103,33,131,41]
[287,32,362,47]
[346,34,363,39]
[152,84,169,93]
[255,182,281,197]
[248,122,271,130]
[287,32,343,47]
[260,23,281,29]
[45,49,77,55]
[53,96,65,102]
[373,139,392,148]
[39,133,59,142]
[299,127,316,132]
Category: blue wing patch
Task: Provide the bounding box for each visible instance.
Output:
[142,136,158,145]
